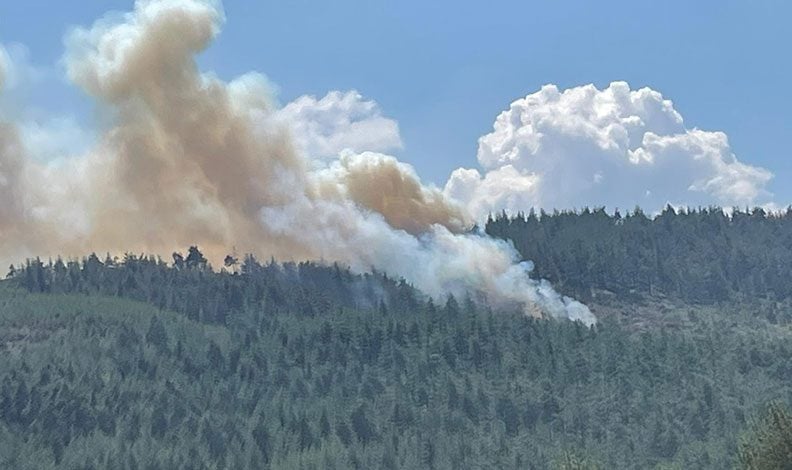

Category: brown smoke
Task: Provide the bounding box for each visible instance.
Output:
[0,124,26,240]
[60,0,304,261]
[326,152,469,235]
[0,0,595,325]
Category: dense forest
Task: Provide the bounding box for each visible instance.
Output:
[1,239,791,469]
[486,206,792,303]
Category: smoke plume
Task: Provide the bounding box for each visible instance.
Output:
[0,0,595,325]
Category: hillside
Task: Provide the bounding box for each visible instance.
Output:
[1,254,791,469]
[486,206,792,305]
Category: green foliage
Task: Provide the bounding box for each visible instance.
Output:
[738,402,792,470]
[553,450,603,470]
[0,246,791,468]
[486,206,792,307]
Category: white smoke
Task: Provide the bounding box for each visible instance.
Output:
[276,91,402,160]
[0,0,596,325]
[445,82,773,219]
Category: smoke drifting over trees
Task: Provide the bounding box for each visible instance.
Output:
[0,0,593,324]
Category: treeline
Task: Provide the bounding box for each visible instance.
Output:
[1,252,791,468]
[486,206,792,303]
[8,247,421,325]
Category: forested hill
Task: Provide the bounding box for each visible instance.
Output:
[7,249,423,324]
[485,206,792,303]
[1,246,791,468]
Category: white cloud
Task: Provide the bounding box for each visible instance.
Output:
[277,90,402,159]
[445,81,773,218]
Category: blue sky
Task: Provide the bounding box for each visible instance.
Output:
[1,0,790,195]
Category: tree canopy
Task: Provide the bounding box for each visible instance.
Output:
[486,206,792,303]
[1,242,791,468]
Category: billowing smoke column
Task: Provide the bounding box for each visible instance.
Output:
[0,0,595,325]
